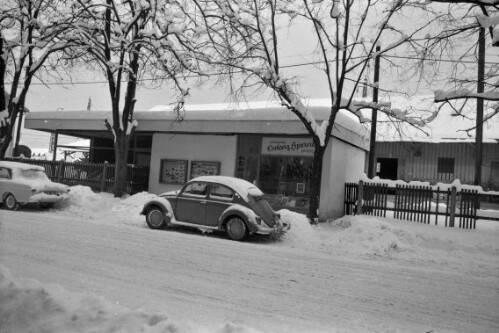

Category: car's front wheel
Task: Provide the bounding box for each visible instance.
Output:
[146,206,168,229]
[4,193,19,211]
[225,216,248,241]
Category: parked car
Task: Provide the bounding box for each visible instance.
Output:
[0,161,70,210]
[141,176,290,241]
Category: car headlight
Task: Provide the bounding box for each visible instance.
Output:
[255,216,262,225]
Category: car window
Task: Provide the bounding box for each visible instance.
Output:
[15,169,50,181]
[0,167,11,179]
[181,182,207,197]
[209,184,234,201]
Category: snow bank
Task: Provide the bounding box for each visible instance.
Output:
[0,265,265,333]
[277,209,320,249]
[54,186,156,227]
[48,186,499,271]
[316,216,499,270]
[56,185,121,217]
[0,265,180,333]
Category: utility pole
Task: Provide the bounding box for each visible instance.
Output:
[368,46,381,178]
[475,28,485,187]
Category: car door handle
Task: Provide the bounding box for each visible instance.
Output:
[200,201,207,204]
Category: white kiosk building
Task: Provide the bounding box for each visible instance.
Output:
[25,100,369,220]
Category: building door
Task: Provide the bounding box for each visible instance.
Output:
[376,158,398,180]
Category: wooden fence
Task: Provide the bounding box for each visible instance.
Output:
[344,181,498,229]
[4,158,149,195]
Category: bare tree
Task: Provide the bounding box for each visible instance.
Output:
[422,1,499,129]
[0,0,75,158]
[184,0,438,222]
[68,0,199,197]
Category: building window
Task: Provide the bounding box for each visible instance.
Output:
[236,136,261,183]
[437,158,454,179]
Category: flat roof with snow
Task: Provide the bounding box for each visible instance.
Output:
[24,100,370,150]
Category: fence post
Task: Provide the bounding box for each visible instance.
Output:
[356,180,364,215]
[56,160,64,182]
[449,186,457,227]
[100,162,109,192]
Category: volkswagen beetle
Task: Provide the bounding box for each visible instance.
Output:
[141,176,289,241]
[0,161,70,210]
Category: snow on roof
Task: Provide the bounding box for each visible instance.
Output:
[191,175,263,199]
[26,99,363,132]
[0,161,44,171]
[148,99,361,129]
[24,99,370,150]
[58,139,90,152]
[374,95,499,142]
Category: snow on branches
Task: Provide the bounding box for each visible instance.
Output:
[351,99,438,127]
[67,0,200,138]
[185,0,437,147]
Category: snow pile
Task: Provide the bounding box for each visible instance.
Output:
[0,265,265,333]
[278,209,320,249]
[56,185,122,218]
[105,191,160,227]
[316,215,499,269]
[0,266,180,333]
[54,186,157,226]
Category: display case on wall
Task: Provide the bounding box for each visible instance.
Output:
[159,159,188,184]
[190,161,221,179]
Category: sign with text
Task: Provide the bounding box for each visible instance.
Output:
[261,137,315,156]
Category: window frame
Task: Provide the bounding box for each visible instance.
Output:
[208,183,235,201]
[180,182,208,198]
[0,167,12,179]
[437,157,455,178]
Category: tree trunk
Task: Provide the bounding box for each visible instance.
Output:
[0,104,19,159]
[113,132,130,197]
[0,125,13,158]
[308,144,326,224]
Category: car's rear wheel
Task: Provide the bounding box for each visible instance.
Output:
[146,206,167,229]
[225,217,248,241]
[4,193,19,211]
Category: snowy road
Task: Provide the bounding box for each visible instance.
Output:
[1,210,498,332]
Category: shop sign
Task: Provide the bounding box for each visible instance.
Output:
[261,137,314,156]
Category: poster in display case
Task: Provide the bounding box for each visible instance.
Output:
[159,159,188,184]
[296,182,305,194]
[190,161,221,179]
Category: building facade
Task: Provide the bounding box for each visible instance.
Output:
[375,140,499,191]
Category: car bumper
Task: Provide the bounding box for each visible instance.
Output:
[255,221,290,238]
[29,193,70,203]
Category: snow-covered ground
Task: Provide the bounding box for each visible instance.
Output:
[1,185,498,332]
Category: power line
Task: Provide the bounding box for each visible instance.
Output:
[17,53,496,87]
[385,54,497,65]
